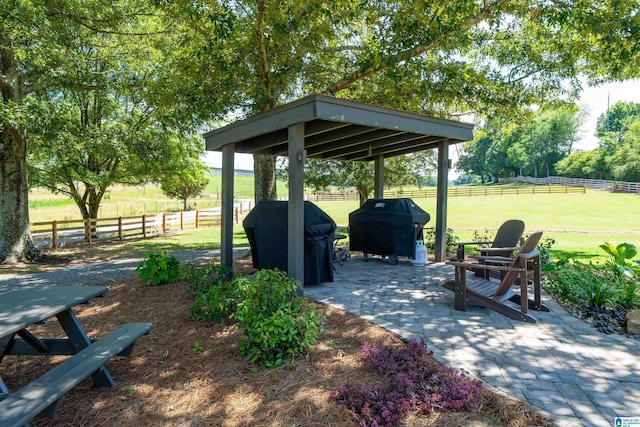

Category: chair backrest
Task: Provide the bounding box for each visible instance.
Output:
[491,220,525,257]
[495,231,543,297]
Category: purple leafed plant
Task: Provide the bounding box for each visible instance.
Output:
[337,339,484,426]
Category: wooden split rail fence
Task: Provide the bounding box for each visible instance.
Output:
[310,184,585,202]
[31,203,253,249]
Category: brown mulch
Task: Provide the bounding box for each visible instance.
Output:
[1,258,554,427]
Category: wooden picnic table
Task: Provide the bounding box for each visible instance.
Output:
[0,285,151,427]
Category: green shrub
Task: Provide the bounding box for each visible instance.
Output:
[136,250,181,286]
[233,269,325,368]
[471,229,493,244]
[600,242,639,278]
[187,267,325,368]
[544,264,585,307]
[188,279,238,321]
[182,260,231,296]
[424,227,458,253]
[617,279,640,310]
[536,237,556,266]
[546,263,626,311]
[576,271,618,309]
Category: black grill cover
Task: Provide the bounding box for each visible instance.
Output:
[349,198,430,258]
[243,201,336,284]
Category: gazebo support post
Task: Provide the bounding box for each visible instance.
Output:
[374,154,384,199]
[435,140,449,262]
[221,143,235,271]
[288,123,306,291]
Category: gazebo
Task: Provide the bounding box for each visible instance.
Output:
[203,95,473,288]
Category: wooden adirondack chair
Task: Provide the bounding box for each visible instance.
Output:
[455,219,525,261]
[444,231,550,323]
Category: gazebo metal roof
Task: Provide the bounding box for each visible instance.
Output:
[204,95,473,161]
[203,95,474,287]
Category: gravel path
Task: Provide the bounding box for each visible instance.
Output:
[0,248,250,289]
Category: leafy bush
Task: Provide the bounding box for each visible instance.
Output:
[543,264,585,307]
[575,271,618,309]
[618,280,640,310]
[188,279,238,321]
[545,264,619,310]
[544,247,640,335]
[424,227,458,253]
[336,384,409,427]
[136,250,181,286]
[536,236,556,266]
[337,339,483,426]
[189,267,325,367]
[471,229,493,244]
[234,269,325,367]
[182,260,231,296]
[600,242,639,278]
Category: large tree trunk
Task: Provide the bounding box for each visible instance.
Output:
[0,130,40,262]
[254,154,277,202]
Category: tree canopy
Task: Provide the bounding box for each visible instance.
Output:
[286,152,437,205]
[3,0,640,262]
[557,101,640,181]
[456,107,581,181]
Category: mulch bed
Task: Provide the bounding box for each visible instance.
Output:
[0,258,553,426]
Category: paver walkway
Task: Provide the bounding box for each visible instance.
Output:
[1,250,638,426]
[305,256,640,427]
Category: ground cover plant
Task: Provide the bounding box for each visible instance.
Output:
[544,242,640,336]
[337,340,484,426]
[1,254,552,427]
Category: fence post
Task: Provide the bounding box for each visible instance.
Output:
[235,207,239,224]
[118,217,123,240]
[180,211,184,231]
[162,213,167,233]
[196,210,200,228]
[52,221,58,249]
[142,214,147,237]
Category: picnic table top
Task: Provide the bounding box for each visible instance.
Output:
[0,286,108,338]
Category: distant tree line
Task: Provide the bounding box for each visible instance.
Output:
[456,101,640,184]
[557,102,640,182]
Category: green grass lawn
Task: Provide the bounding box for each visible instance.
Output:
[28,183,639,264]
[27,175,291,222]
[314,189,640,263]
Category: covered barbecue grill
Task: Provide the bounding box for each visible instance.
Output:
[349,198,430,264]
[243,201,336,284]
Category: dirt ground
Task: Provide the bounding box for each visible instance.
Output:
[1,257,553,427]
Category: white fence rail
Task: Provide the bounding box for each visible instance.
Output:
[502,176,640,193]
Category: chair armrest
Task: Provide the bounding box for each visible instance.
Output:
[469,255,514,264]
[447,260,525,272]
[455,240,492,247]
[448,261,525,273]
[477,246,518,254]
[518,249,541,260]
[455,240,493,261]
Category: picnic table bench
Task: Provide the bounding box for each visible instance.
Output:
[0,286,152,427]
